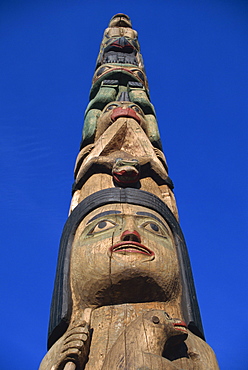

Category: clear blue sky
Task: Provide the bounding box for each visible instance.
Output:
[1,1,248,369]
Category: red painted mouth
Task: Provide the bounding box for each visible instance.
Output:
[113,169,140,184]
[173,321,188,333]
[106,40,134,53]
[110,241,154,256]
[111,107,141,123]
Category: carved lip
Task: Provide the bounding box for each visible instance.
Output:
[173,321,188,333]
[113,169,140,184]
[110,241,154,256]
[105,39,134,53]
[111,107,141,123]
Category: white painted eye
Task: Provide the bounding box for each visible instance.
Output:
[88,220,116,234]
[141,222,166,237]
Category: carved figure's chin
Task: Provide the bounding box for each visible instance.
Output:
[78,272,180,307]
[95,276,167,305]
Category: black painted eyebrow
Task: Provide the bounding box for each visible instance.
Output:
[136,211,169,230]
[87,210,121,224]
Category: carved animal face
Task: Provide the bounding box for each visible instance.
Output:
[70,204,181,308]
[92,65,148,91]
[94,101,147,141]
[144,310,188,338]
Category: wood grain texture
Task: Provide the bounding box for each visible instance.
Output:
[101,310,188,370]
[41,304,218,370]
[71,115,178,219]
[39,12,219,370]
[70,174,178,220]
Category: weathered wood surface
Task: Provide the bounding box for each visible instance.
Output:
[101,310,188,370]
[40,203,218,369]
[70,174,177,220]
[70,114,178,219]
[41,305,218,370]
[39,13,219,370]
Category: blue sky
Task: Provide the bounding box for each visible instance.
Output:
[1,1,248,369]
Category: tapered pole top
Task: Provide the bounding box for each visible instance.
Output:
[108,13,132,28]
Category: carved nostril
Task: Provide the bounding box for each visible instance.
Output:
[123,234,138,242]
[121,230,141,243]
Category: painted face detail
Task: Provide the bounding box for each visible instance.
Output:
[173,319,188,334]
[92,65,147,89]
[83,206,171,257]
[102,101,144,119]
[150,311,188,335]
[110,228,154,256]
[88,220,117,234]
[93,101,146,142]
[70,204,181,306]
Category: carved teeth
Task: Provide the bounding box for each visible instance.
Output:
[173,323,187,333]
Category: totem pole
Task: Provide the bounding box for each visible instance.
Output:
[39,14,219,370]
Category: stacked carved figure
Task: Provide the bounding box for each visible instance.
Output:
[39,14,219,370]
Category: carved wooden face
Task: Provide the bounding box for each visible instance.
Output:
[92,65,148,90]
[70,204,181,308]
[94,101,147,141]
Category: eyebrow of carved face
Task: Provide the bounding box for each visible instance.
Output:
[136,211,169,232]
[86,210,121,224]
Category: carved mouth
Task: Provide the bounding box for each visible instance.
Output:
[173,321,188,333]
[113,169,140,184]
[105,39,135,53]
[110,241,154,256]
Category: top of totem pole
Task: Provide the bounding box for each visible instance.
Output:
[108,13,132,28]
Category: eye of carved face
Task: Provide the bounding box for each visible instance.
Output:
[88,220,116,235]
[129,104,143,115]
[140,221,168,238]
[95,66,111,77]
[164,312,172,320]
[84,212,171,242]
[104,103,119,112]
[131,69,145,83]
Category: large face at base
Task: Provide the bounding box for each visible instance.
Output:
[70,203,181,308]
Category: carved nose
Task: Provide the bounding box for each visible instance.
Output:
[121,230,141,243]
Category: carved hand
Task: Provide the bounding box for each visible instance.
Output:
[51,321,91,370]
